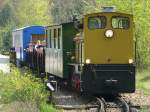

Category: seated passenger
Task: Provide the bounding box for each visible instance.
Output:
[35,40,42,50]
[74,29,83,43]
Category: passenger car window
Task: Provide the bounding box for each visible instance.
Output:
[112,16,129,29]
[88,16,106,29]
[58,28,61,49]
[49,29,52,48]
[54,29,57,48]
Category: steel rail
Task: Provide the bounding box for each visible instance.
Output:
[115,97,130,112]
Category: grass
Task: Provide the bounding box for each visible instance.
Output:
[136,70,150,94]
[0,66,58,112]
[39,102,60,112]
[136,70,150,111]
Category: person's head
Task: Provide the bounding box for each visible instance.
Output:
[37,40,41,45]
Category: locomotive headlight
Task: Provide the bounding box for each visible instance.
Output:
[105,30,113,38]
[129,59,134,64]
[85,59,91,64]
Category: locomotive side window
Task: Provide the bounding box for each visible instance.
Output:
[88,16,106,29]
[112,16,129,29]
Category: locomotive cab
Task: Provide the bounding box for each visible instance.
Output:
[76,11,135,95]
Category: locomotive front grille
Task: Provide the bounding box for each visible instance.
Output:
[81,64,135,95]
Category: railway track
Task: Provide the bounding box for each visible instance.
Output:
[52,88,139,112]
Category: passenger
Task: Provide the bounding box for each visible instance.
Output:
[27,42,33,52]
[73,30,83,43]
[35,40,41,50]
[41,40,46,47]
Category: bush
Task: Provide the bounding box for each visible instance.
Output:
[137,70,150,94]
[0,67,57,112]
[0,67,46,103]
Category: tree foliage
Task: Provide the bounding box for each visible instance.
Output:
[0,3,14,50]
[10,0,50,26]
[49,0,98,24]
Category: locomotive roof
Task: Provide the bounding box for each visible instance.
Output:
[84,12,133,17]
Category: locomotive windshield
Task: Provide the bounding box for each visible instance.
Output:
[112,16,129,29]
[88,16,106,29]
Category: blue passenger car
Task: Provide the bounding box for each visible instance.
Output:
[12,26,45,65]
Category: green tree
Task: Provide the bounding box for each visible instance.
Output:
[0,3,14,50]
[11,0,50,26]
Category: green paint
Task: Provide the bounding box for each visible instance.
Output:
[62,22,78,78]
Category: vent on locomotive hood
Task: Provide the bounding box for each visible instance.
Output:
[101,6,116,12]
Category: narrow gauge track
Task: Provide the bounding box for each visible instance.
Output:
[52,89,139,112]
[103,96,130,112]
